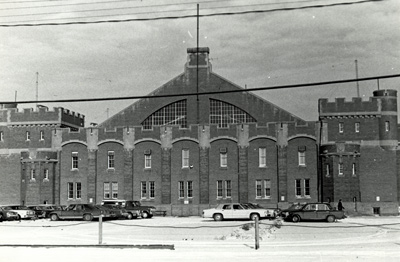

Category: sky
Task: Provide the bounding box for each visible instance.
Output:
[0,0,399,126]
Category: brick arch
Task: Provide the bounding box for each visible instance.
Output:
[172,137,199,145]
[134,138,162,145]
[61,140,88,147]
[97,139,124,146]
[288,135,317,142]
[210,136,238,143]
[249,135,277,143]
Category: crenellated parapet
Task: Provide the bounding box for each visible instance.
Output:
[0,105,84,129]
[319,90,398,150]
[60,108,85,129]
[319,97,382,119]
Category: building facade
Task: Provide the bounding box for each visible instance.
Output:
[0,47,398,216]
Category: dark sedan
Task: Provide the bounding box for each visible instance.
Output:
[281,203,345,223]
[48,204,115,221]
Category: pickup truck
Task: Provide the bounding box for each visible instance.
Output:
[101,200,156,219]
[280,202,345,223]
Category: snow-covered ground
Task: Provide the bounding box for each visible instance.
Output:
[1,215,400,261]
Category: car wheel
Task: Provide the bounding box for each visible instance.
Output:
[327,215,336,223]
[213,213,223,221]
[141,212,149,219]
[0,213,3,222]
[83,214,93,221]
[250,213,260,221]
[292,215,301,223]
[126,213,133,220]
[50,214,59,221]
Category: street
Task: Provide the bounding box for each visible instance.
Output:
[1,216,400,261]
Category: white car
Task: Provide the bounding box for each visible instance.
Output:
[202,203,277,221]
[2,205,36,220]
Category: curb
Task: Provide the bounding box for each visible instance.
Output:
[0,244,175,250]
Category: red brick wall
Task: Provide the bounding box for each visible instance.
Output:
[0,154,21,205]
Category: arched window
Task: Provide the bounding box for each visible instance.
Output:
[209,99,256,128]
[142,100,187,130]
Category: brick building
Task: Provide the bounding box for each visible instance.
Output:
[0,47,398,216]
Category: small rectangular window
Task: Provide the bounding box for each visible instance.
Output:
[26,131,30,141]
[182,149,189,168]
[259,147,266,167]
[339,122,344,133]
[68,182,74,199]
[264,179,271,197]
[145,154,152,169]
[220,153,227,167]
[112,182,118,199]
[295,179,302,197]
[72,152,78,169]
[178,181,184,198]
[76,182,82,199]
[40,130,45,141]
[256,180,262,198]
[108,151,115,169]
[225,180,231,198]
[338,163,344,176]
[304,179,310,197]
[187,181,193,198]
[104,182,110,199]
[326,164,330,177]
[30,169,36,181]
[44,169,49,180]
[352,163,356,176]
[385,121,390,132]
[298,151,306,166]
[355,122,360,133]
[217,180,223,198]
[141,181,147,199]
[149,181,155,199]
[0,131,4,141]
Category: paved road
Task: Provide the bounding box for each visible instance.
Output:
[1,216,400,261]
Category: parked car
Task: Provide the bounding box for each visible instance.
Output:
[101,204,139,219]
[101,200,155,219]
[28,205,55,218]
[243,203,280,219]
[0,207,19,222]
[2,205,36,220]
[202,203,276,221]
[48,204,115,221]
[280,202,346,223]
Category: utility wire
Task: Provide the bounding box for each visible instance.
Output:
[0,0,322,17]
[0,0,143,9]
[1,73,399,105]
[0,0,385,27]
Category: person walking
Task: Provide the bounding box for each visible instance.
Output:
[338,199,345,211]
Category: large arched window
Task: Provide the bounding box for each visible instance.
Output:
[210,99,256,128]
[142,100,187,130]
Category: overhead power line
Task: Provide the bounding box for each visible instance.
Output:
[0,0,385,27]
[0,0,320,19]
[1,73,399,105]
[0,0,143,9]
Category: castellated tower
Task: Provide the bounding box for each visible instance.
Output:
[318,90,399,215]
[373,89,398,150]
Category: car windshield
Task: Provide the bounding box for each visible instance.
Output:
[245,203,264,209]
[288,204,305,210]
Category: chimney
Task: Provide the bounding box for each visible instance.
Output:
[186,47,210,69]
